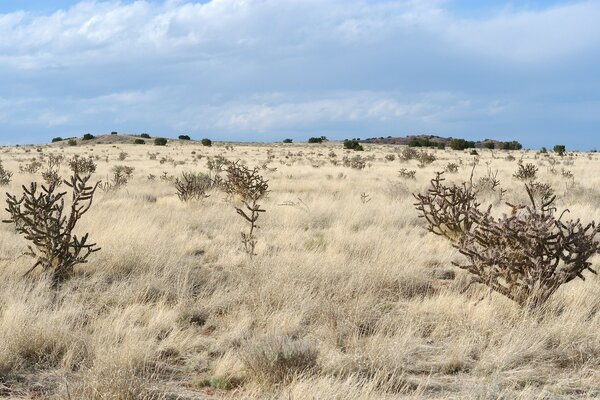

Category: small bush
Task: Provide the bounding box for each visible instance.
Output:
[68,139,77,146]
[82,133,95,141]
[201,138,212,147]
[445,162,459,173]
[384,154,396,162]
[19,160,43,174]
[179,135,191,140]
[174,172,212,202]
[241,335,318,385]
[140,133,151,139]
[554,144,566,156]
[417,151,436,168]
[154,138,168,146]
[110,131,118,135]
[513,163,538,181]
[307,136,326,144]
[398,168,416,180]
[118,151,128,161]
[100,165,134,192]
[282,138,293,143]
[342,155,366,170]
[400,147,418,161]
[0,161,13,185]
[69,156,97,175]
[51,137,63,143]
[133,139,145,145]
[343,139,363,151]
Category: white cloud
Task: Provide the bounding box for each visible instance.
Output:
[0,0,598,146]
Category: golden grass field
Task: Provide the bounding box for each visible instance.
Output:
[0,136,599,399]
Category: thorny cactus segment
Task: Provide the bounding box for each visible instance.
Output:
[414,172,599,308]
[3,173,100,286]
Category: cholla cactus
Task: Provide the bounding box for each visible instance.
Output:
[223,161,269,258]
[414,172,599,308]
[4,173,100,286]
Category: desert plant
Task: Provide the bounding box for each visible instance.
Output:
[343,139,363,151]
[179,135,191,141]
[118,151,128,161]
[0,160,13,186]
[241,335,318,385]
[140,133,151,139]
[223,161,269,258]
[400,147,418,162]
[51,137,63,143]
[417,151,436,168]
[69,156,97,175]
[384,154,396,162]
[100,165,134,192]
[201,138,212,147]
[342,155,366,170]
[554,144,566,156]
[82,133,95,141]
[513,163,538,181]
[154,138,168,146]
[41,154,64,187]
[445,162,459,173]
[398,168,416,180]
[133,139,145,145]
[19,160,43,174]
[174,172,212,202]
[3,173,100,286]
[414,173,599,308]
[282,138,293,143]
[67,139,77,146]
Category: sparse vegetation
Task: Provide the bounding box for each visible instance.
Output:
[154,137,168,146]
[174,171,212,202]
[0,141,598,399]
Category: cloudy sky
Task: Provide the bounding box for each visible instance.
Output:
[0,0,598,148]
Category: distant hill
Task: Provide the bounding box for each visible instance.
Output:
[49,134,193,146]
[359,135,522,150]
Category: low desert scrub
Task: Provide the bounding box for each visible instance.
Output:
[0,160,13,185]
[414,172,599,307]
[100,165,134,192]
[513,162,538,181]
[240,335,318,385]
[174,171,212,202]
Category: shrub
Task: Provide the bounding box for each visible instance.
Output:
[0,160,13,185]
[385,154,396,162]
[241,335,318,385]
[399,147,418,161]
[554,144,566,156]
[307,136,326,143]
[342,155,366,169]
[3,173,100,286]
[82,133,95,141]
[343,139,363,151]
[100,165,134,192]
[41,154,64,188]
[51,137,63,143]
[68,139,77,146]
[417,151,436,168]
[154,138,168,146]
[19,160,43,174]
[133,139,145,145]
[445,162,459,173]
[282,138,293,143]
[174,172,212,202]
[69,156,97,175]
[449,138,476,150]
[111,131,117,135]
[179,135,191,141]
[414,173,599,307]
[469,150,479,156]
[140,133,151,139]
[513,163,538,181]
[223,161,269,258]
[201,138,212,147]
[398,168,416,180]
[118,151,128,161]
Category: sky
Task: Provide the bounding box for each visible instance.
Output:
[0,0,599,148]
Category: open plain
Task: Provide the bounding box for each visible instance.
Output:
[0,137,599,399]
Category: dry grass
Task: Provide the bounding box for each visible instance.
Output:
[0,141,598,399]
